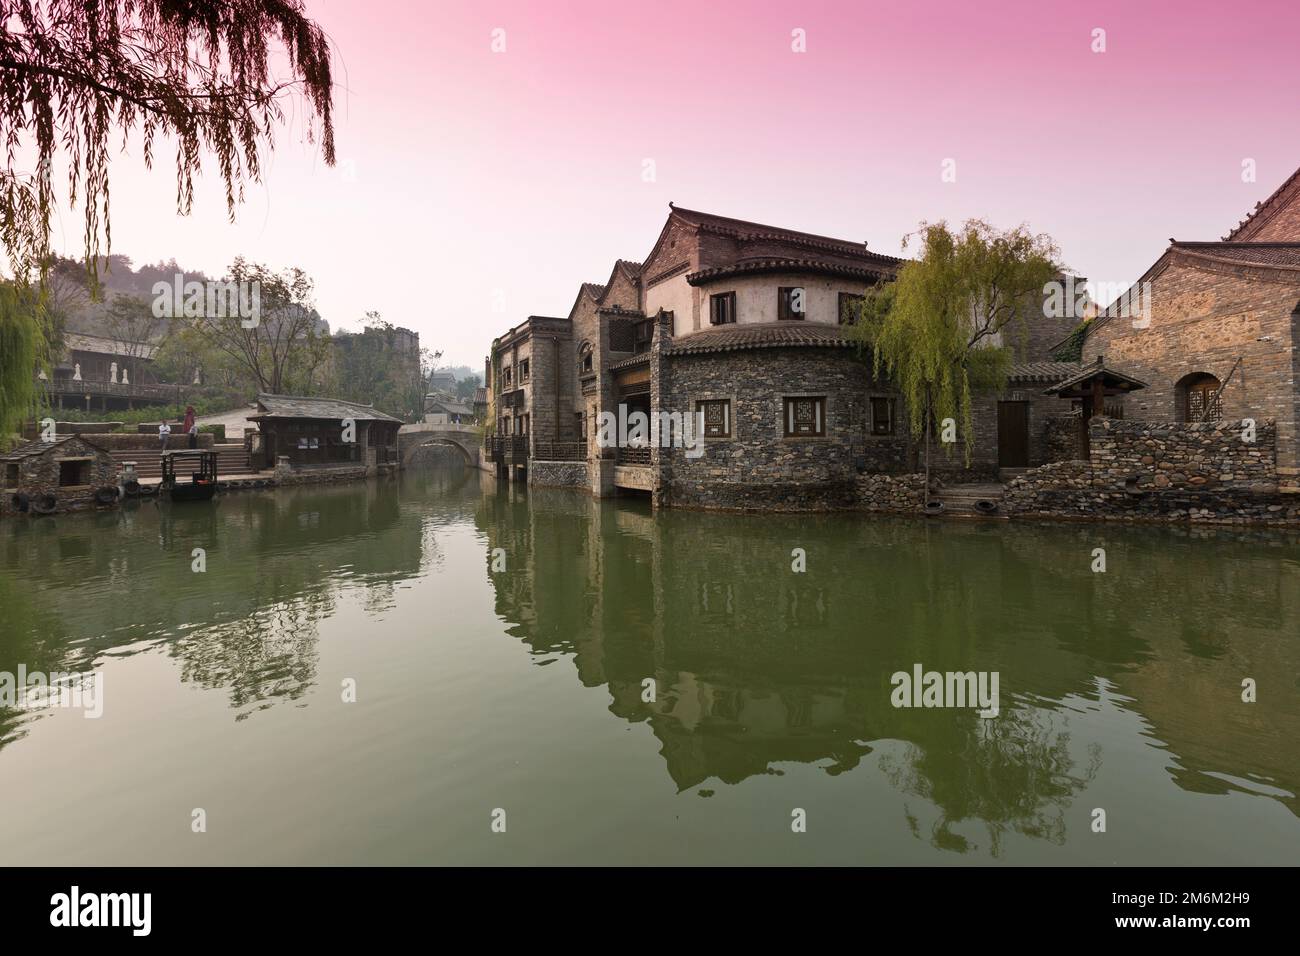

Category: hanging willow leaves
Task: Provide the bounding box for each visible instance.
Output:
[851,220,1061,481]
[0,0,337,289]
[0,283,44,446]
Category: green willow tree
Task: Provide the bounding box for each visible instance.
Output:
[0,284,43,441]
[853,220,1061,493]
[0,0,336,445]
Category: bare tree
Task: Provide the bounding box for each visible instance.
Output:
[187,258,330,395]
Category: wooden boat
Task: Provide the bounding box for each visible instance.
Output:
[160,450,218,502]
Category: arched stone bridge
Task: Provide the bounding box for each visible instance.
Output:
[398,423,482,466]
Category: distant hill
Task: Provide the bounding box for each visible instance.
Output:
[48,254,331,339]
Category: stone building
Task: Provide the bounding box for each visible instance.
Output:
[1083,165,1300,469]
[2,435,119,515]
[485,204,1085,508]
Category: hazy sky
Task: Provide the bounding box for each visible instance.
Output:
[47,0,1300,369]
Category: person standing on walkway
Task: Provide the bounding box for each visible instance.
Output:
[158,419,171,450]
[183,405,198,449]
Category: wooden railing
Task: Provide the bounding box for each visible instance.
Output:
[40,378,182,402]
[616,446,651,466]
[489,436,529,461]
[532,441,585,462]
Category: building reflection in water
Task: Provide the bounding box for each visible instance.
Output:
[477,479,1300,850]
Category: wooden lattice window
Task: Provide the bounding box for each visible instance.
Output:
[697,399,731,438]
[1181,373,1222,422]
[783,396,825,437]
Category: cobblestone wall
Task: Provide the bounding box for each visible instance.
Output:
[1004,419,1300,524]
[855,472,928,513]
[527,460,589,490]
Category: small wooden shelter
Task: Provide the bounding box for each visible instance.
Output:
[1044,355,1147,455]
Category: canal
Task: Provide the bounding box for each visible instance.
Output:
[1,462,1297,865]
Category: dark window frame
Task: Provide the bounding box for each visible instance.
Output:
[709,291,737,325]
[778,286,806,321]
[870,396,895,436]
[633,320,654,354]
[57,458,92,487]
[782,396,826,438]
[696,398,732,439]
[839,292,865,326]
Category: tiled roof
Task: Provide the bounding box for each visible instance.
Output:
[608,354,650,371]
[64,332,159,360]
[1007,361,1082,385]
[1223,166,1300,240]
[666,321,856,355]
[1171,241,1300,270]
[251,394,404,423]
[1044,357,1148,395]
[669,204,893,260]
[615,259,642,276]
[687,257,896,285]
[580,282,606,300]
[1,435,108,460]
[427,400,474,416]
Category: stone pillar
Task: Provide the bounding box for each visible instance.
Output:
[648,309,673,508]
[591,458,615,497]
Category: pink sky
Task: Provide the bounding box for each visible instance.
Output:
[48,0,1300,369]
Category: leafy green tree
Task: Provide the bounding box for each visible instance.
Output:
[0,284,44,445]
[332,314,425,420]
[853,220,1060,490]
[455,374,482,402]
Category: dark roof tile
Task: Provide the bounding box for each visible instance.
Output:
[666,322,855,355]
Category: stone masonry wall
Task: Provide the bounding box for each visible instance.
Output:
[855,472,928,514]
[528,460,589,490]
[657,346,890,510]
[1090,417,1275,491]
[1,436,119,515]
[1004,418,1300,525]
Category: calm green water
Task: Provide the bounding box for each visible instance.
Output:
[1,462,1297,865]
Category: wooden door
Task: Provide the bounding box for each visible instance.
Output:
[997,401,1029,468]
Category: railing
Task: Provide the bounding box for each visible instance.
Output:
[39,377,182,401]
[489,436,529,460]
[533,441,585,462]
[616,446,651,466]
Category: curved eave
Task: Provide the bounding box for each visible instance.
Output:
[686,259,896,286]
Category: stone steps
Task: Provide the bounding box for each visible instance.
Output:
[110,444,251,479]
